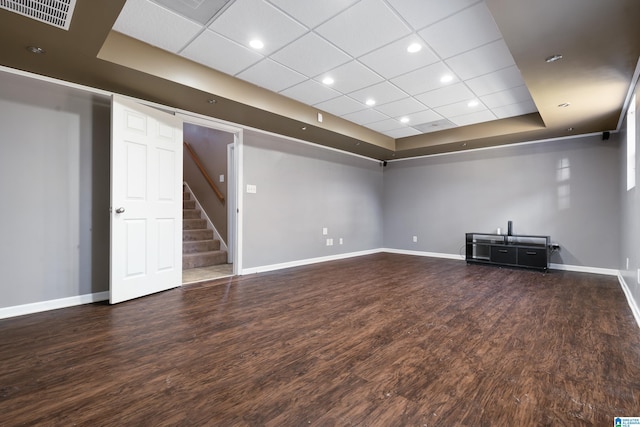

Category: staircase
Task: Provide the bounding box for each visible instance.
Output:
[183,186,227,269]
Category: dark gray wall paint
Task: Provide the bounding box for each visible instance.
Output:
[0,72,110,309]
[242,129,384,268]
[620,83,640,307]
[383,134,621,269]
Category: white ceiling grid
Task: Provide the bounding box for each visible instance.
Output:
[113,0,538,137]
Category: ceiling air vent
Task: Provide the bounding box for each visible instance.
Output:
[0,0,77,30]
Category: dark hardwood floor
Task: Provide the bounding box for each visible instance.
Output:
[1,253,639,426]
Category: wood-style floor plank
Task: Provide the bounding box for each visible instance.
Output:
[1,253,640,426]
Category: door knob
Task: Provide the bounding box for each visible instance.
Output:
[115,207,125,214]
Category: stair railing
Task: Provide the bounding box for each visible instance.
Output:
[184,141,225,205]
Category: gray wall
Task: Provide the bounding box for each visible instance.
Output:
[183,123,232,242]
[620,82,640,307]
[383,134,621,269]
[242,129,384,269]
[0,72,110,309]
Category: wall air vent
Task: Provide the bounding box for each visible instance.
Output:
[0,0,77,30]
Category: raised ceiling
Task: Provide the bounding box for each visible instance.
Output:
[0,0,639,160]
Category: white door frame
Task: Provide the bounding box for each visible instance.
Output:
[177,112,243,275]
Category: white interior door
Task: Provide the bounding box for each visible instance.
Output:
[110,96,183,304]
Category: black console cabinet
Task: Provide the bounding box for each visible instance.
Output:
[465,233,550,271]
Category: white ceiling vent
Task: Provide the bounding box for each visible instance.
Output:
[0,0,78,30]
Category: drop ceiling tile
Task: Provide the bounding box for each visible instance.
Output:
[374,97,427,117]
[415,83,475,108]
[317,61,384,94]
[480,85,533,109]
[236,58,307,92]
[402,109,444,125]
[266,0,359,28]
[449,109,496,126]
[181,30,263,75]
[367,118,405,132]
[434,99,487,118]
[386,0,479,31]
[151,0,233,25]
[348,81,408,106]
[391,62,458,95]
[414,119,457,133]
[280,79,341,105]
[445,40,515,81]
[492,99,538,119]
[359,35,439,79]
[315,0,411,57]
[419,2,501,59]
[271,32,351,77]
[315,96,366,116]
[384,127,422,138]
[342,108,389,125]
[208,0,307,55]
[465,66,527,96]
[114,0,203,53]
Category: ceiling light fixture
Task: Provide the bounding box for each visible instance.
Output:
[440,74,453,83]
[301,126,307,131]
[407,43,422,53]
[249,39,264,49]
[558,102,571,108]
[467,100,479,108]
[322,77,334,85]
[400,117,410,123]
[26,46,45,54]
[208,99,217,104]
[365,99,376,106]
[567,127,574,131]
[545,54,564,63]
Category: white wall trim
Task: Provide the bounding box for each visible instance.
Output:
[382,248,465,260]
[0,292,109,320]
[618,273,640,329]
[240,249,383,275]
[549,263,619,276]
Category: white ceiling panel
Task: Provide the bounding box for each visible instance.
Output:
[367,118,405,132]
[271,32,351,77]
[445,39,515,80]
[317,61,384,94]
[374,97,428,117]
[236,58,307,92]
[419,2,501,59]
[435,98,487,118]
[359,35,439,79]
[280,79,341,105]
[416,83,475,108]
[181,30,263,76]
[449,109,496,126]
[402,109,443,125]
[386,0,480,31]
[465,65,527,97]
[391,62,458,95]
[348,81,408,106]
[315,96,366,116]
[266,0,359,29]
[480,85,532,109]
[492,99,538,119]
[315,0,412,57]
[384,127,422,138]
[342,108,389,125]
[208,0,307,55]
[113,0,203,53]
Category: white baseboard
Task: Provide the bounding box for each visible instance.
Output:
[240,249,383,275]
[549,263,619,276]
[618,274,640,329]
[0,291,109,320]
[381,248,465,260]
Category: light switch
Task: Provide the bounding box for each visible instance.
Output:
[246,184,257,194]
[219,174,225,183]
[322,227,328,235]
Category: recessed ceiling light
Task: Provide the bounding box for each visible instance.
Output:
[567,127,574,131]
[301,126,307,131]
[249,39,264,49]
[407,43,422,53]
[558,102,571,108]
[400,117,410,123]
[322,76,334,85]
[545,54,564,63]
[208,99,217,104]
[365,99,376,106]
[26,46,45,54]
[440,74,453,84]
[467,100,479,108]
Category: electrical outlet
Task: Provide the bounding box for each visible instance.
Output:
[413,236,417,243]
[627,257,630,270]
[322,227,328,235]
[326,238,333,246]
[637,268,640,284]
[219,174,225,183]
[339,238,343,245]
